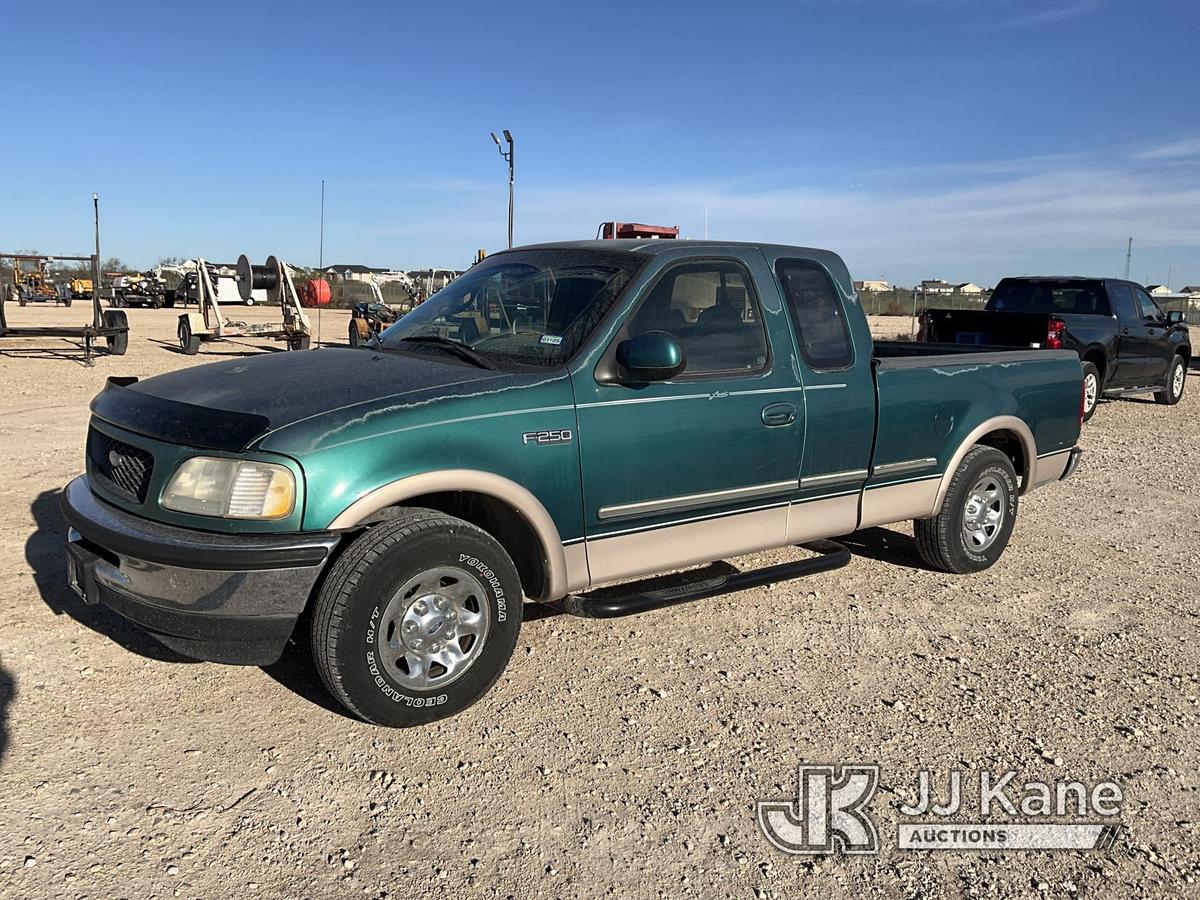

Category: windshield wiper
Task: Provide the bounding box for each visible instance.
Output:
[396,335,496,370]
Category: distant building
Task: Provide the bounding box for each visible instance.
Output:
[322,264,394,283]
[1146,284,1173,295]
[853,279,890,292]
[956,282,984,294]
[1181,285,1200,295]
[920,279,954,294]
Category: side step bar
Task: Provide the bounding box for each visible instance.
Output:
[551,539,851,619]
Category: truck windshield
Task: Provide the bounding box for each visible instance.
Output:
[986,279,1108,315]
[377,249,646,367]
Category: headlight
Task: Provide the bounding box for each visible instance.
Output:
[162,457,295,519]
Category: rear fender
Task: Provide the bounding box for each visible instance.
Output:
[933,416,1036,513]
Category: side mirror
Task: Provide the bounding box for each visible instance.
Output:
[1167,310,1185,325]
[615,331,686,382]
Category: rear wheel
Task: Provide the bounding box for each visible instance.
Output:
[311,509,523,726]
[288,334,311,351]
[1154,355,1186,406]
[178,317,200,355]
[348,321,361,347]
[914,446,1018,574]
[1081,361,1100,421]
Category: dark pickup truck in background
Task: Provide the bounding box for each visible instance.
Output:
[919,277,1191,420]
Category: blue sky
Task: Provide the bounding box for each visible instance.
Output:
[5,0,1199,287]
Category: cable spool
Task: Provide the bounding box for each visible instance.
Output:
[236,254,281,302]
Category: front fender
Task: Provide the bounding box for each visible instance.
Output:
[327,469,573,601]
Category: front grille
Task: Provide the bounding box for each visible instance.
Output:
[87,427,154,503]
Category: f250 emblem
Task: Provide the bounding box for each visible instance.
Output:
[522,429,573,446]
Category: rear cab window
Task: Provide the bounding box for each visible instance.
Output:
[775,259,854,370]
[986,279,1109,316]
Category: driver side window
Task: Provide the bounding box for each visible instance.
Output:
[628,260,769,376]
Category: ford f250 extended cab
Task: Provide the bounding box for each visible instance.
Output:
[920,276,1190,421]
[63,241,1085,726]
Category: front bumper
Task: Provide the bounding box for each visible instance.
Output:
[61,475,340,665]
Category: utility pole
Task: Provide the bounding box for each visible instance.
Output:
[1123,237,1132,280]
[92,193,102,329]
[491,130,514,248]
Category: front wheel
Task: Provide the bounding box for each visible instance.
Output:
[311,509,523,727]
[1081,361,1100,421]
[914,446,1018,574]
[1154,355,1186,406]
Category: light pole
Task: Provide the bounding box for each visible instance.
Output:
[490,130,514,248]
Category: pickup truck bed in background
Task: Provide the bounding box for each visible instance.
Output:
[920,276,1190,420]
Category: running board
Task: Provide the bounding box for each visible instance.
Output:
[550,539,851,619]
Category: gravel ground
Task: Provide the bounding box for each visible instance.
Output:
[0,303,1196,899]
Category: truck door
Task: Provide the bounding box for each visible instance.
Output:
[572,251,804,585]
[1132,285,1173,383]
[1109,283,1147,385]
[769,254,875,540]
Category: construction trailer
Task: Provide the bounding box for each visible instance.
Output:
[0,252,128,363]
[176,254,311,354]
[5,254,72,306]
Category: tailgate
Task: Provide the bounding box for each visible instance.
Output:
[924,309,1051,347]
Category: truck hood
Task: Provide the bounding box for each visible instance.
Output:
[90,347,511,452]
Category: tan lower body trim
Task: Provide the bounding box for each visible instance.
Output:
[584,505,789,587]
[784,493,859,543]
[563,542,591,594]
[859,477,940,528]
[1032,449,1072,486]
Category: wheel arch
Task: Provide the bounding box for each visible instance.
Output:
[327,469,568,602]
[933,416,1036,513]
[1081,346,1107,384]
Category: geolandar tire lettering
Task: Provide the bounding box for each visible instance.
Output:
[311,508,523,727]
[914,446,1018,575]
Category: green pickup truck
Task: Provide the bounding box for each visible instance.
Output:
[63,240,1084,726]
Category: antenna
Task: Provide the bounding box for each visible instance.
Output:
[1123,237,1132,280]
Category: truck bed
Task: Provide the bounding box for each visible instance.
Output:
[865,342,1083,511]
[873,339,1033,359]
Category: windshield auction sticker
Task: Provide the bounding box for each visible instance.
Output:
[757,764,1123,855]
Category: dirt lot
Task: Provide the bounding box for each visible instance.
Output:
[0,303,1196,899]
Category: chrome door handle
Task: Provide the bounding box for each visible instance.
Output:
[762,402,796,427]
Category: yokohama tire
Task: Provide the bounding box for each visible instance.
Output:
[914,446,1018,574]
[311,509,523,727]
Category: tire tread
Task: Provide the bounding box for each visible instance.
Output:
[311,508,497,724]
[914,445,1011,574]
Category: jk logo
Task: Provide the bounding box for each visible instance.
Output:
[757,764,880,855]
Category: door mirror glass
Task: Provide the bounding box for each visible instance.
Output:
[616,331,686,382]
[1167,309,1185,325]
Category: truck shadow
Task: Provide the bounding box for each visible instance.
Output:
[838,527,938,572]
[260,634,360,721]
[0,659,12,768]
[26,489,196,663]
